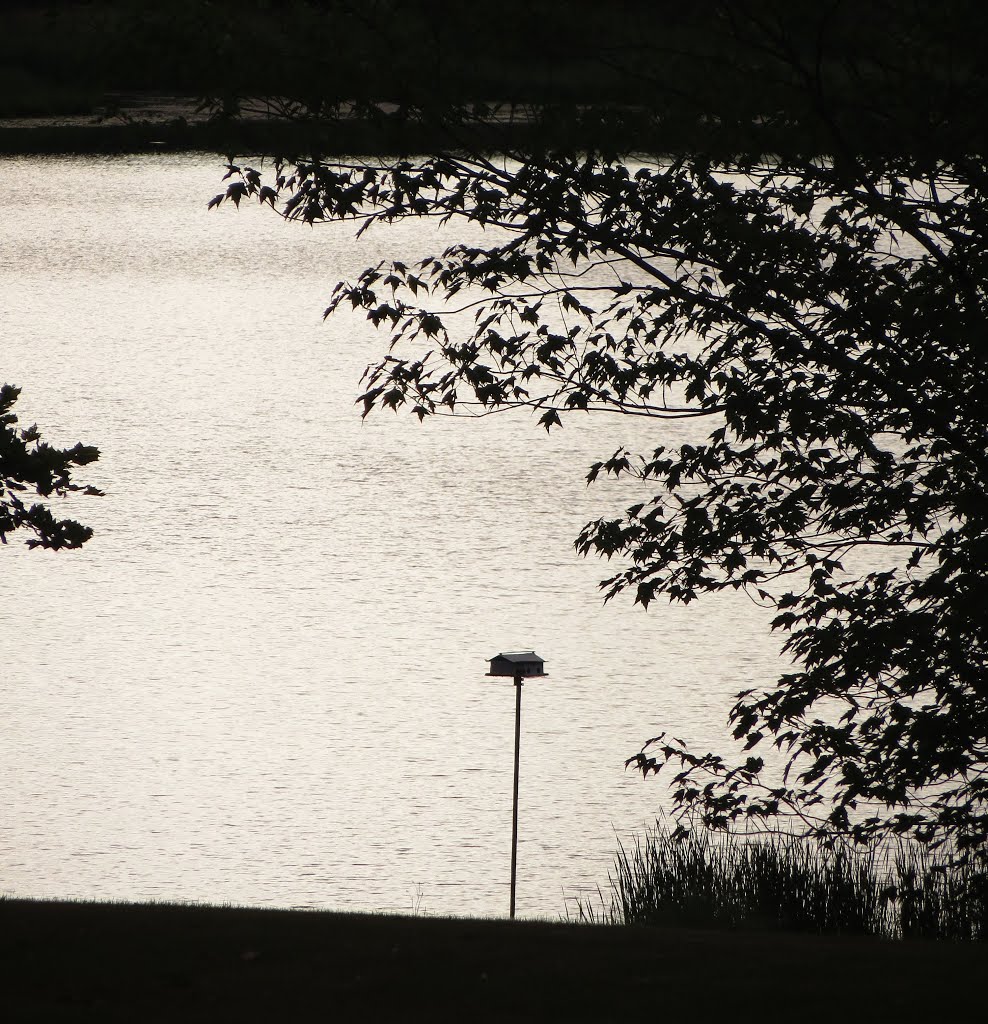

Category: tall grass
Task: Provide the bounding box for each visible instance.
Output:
[574,820,986,941]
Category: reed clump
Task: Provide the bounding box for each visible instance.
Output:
[576,820,986,941]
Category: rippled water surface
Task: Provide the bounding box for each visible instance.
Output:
[1,154,784,918]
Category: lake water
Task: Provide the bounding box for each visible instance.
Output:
[1,153,784,918]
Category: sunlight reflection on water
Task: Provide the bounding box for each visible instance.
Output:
[0,154,784,918]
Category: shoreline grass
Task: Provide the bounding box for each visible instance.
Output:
[577,821,987,942]
[3,895,985,1022]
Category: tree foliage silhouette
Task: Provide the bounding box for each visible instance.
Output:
[0,385,101,549]
[212,1,988,863]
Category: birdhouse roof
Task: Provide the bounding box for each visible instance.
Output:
[490,651,543,664]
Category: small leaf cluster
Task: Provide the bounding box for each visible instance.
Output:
[0,385,102,549]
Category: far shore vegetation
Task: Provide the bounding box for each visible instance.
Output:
[4,0,968,158]
[2,0,798,118]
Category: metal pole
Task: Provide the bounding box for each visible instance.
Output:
[510,670,523,919]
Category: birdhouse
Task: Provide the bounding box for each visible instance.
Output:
[487,651,547,678]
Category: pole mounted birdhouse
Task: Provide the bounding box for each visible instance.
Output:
[487,651,547,679]
[485,650,547,919]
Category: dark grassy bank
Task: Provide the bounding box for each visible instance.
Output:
[3,897,986,1023]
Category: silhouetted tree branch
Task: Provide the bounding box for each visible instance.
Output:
[211,0,988,865]
[0,384,101,549]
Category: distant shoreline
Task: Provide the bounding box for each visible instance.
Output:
[0,119,349,157]
[0,107,466,158]
[0,115,621,158]
[0,94,625,158]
